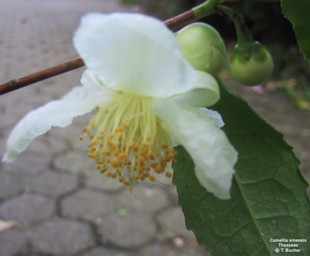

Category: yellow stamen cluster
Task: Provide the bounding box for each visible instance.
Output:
[80,93,175,187]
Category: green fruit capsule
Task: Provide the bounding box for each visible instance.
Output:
[229,42,274,86]
[176,23,226,76]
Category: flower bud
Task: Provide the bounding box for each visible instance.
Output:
[229,42,274,86]
[176,23,226,75]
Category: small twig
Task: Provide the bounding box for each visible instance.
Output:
[165,10,195,31]
[0,10,195,96]
[0,58,85,95]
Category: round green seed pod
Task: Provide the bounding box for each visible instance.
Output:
[229,41,274,86]
[176,23,226,75]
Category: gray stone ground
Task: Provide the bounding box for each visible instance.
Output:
[0,0,208,255]
[1,1,309,256]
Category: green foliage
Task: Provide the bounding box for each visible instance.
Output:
[173,79,310,256]
[120,0,135,6]
[281,0,310,62]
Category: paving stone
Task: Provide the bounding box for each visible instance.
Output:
[157,207,196,240]
[0,194,54,225]
[28,218,94,255]
[0,97,44,130]
[0,171,23,200]
[2,151,49,175]
[60,189,117,220]
[68,113,93,152]
[81,247,133,256]
[85,170,124,192]
[97,210,157,248]
[53,150,95,174]
[72,113,93,127]
[14,253,49,256]
[0,229,26,256]
[29,170,78,197]
[0,138,6,158]
[150,175,174,186]
[138,243,208,256]
[115,185,170,213]
[50,123,87,149]
[27,133,69,157]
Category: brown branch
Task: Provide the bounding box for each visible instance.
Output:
[0,10,195,96]
[165,10,194,31]
[0,58,85,95]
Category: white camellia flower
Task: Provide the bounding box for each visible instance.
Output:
[2,13,237,199]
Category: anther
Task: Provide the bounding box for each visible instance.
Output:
[148,175,156,182]
[165,172,172,178]
[109,158,120,168]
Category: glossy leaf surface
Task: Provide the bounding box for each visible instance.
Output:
[173,79,310,255]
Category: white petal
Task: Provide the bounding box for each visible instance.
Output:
[154,100,238,199]
[170,71,220,107]
[81,69,107,91]
[168,108,224,147]
[73,13,195,97]
[198,108,224,128]
[2,82,111,163]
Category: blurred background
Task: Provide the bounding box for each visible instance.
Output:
[0,0,309,256]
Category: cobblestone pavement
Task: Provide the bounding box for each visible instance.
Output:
[1,1,309,256]
[0,0,209,255]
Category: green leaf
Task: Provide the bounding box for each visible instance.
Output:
[281,0,310,62]
[173,79,310,256]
